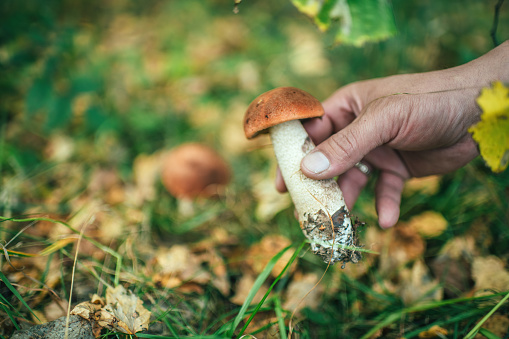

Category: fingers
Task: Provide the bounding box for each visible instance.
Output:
[337,166,370,209]
[275,167,287,193]
[301,116,384,179]
[375,171,406,229]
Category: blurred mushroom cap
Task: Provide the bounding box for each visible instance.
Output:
[161,143,231,199]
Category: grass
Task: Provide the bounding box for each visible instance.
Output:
[1,0,509,338]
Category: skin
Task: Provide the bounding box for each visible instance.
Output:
[276,40,509,229]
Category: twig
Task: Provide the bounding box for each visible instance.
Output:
[491,0,505,47]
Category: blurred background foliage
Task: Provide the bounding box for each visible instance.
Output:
[1,0,509,337]
[1,0,507,226]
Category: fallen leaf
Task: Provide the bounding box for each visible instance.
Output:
[283,271,324,313]
[398,260,443,306]
[403,176,441,196]
[418,325,448,338]
[98,285,151,334]
[196,248,230,295]
[439,236,478,260]
[230,273,269,306]
[430,236,477,297]
[153,245,211,289]
[245,235,295,278]
[472,256,509,297]
[379,223,426,276]
[407,211,448,238]
[243,311,280,338]
[71,301,103,320]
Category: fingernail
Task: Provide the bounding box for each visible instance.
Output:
[302,151,330,174]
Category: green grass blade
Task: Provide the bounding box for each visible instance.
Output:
[403,308,485,338]
[0,216,123,285]
[227,241,298,337]
[274,295,287,338]
[0,301,20,330]
[478,328,503,339]
[361,292,509,339]
[0,271,40,322]
[235,240,306,338]
[464,290,509,339]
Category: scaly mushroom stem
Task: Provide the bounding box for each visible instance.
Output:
[270,120,361,265]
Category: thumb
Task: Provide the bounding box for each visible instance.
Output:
[300,115,384,179]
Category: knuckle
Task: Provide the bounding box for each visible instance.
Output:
[327,130,359,163]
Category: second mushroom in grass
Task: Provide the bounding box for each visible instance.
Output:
[244,87,362,266]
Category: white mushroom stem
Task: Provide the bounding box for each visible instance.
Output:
[270,120,360,265]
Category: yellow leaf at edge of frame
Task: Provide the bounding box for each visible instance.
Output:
[476,81,509,117]
[469,81,509,173]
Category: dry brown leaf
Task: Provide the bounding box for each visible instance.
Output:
[283,271,324,313]
[472,256,509,296]
[439,236,478,260]
[230,273,269,306]
[71,301,103,320]
[430,236,478,297]
[153,245,211,289]
[429,255,471,298]
[408,211,448,238]
[418,325,448,338]
[97,285,151,334]
[243,311,280,338]
[245,235,295,278]
[44,300,68,322]
[398,260,443,306]
[196,249,230,295]
[379,223,426,276]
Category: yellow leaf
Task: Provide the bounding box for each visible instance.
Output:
[469,81,509,172]
[407,211,448,238]
[476,81,509,117]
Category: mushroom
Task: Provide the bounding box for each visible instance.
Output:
[244,87,361,265]
[161,143,231,215]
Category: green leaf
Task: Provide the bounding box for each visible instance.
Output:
[290,0,396,46]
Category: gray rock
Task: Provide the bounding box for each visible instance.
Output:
[11,315,94,339]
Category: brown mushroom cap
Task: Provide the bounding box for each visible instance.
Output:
[243,87,325,139]
[161,143,231,199]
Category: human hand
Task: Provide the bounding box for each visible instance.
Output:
[276,41,509,228]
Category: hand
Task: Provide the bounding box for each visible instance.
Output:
[276,40,509,228]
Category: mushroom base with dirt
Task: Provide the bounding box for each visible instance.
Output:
[271,120,361,265]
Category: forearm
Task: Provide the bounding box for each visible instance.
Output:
[453,40,509,87]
